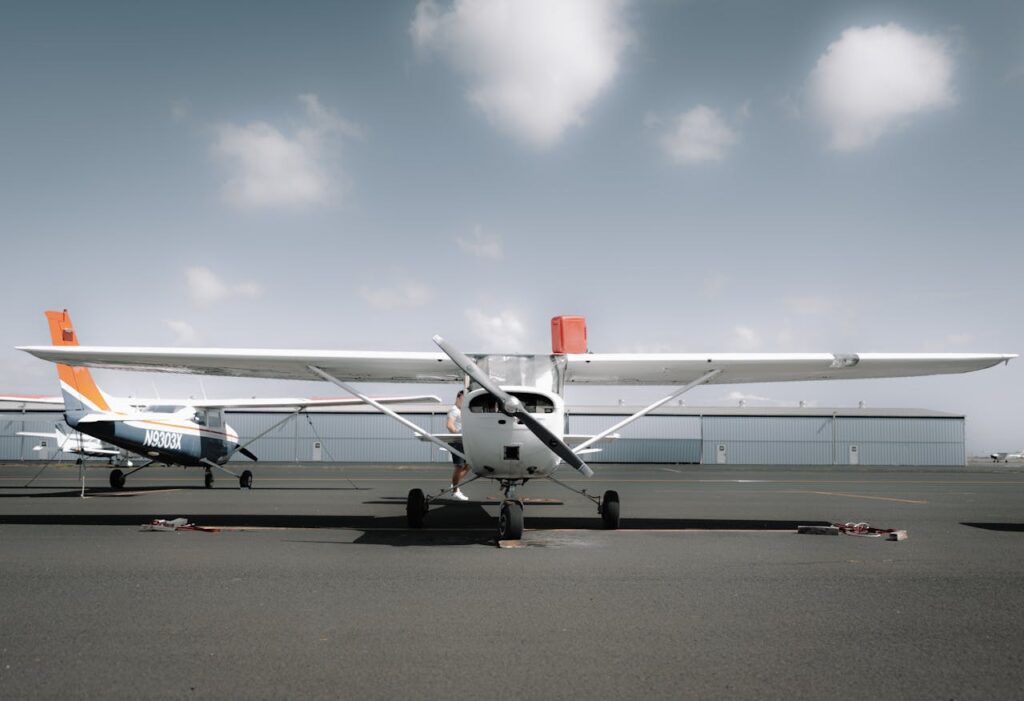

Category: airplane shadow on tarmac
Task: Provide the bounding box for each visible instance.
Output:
[961,522,1024,532]
[0,486,367,498]
[0,503,832,548]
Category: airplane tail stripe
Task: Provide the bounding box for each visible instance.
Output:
[45,310,110,413]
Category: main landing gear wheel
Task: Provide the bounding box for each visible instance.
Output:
[204,471,214,489]
[239,470,253,489]
[498,500,524,541]
[601,490,620,530]
[109,469,125,490]
[406,488,427,528]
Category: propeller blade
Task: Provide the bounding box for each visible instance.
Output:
[432,335,593,478]
[431,336,514,408]
[239,447,258,462]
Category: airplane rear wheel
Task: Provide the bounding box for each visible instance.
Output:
[239,470,253,489]
[204,471,214,489]
[109,469,125,490]
[407,488,426,528]
[498,500,523,541]
[601,490,620,530]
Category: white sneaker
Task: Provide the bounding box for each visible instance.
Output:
[450,489,469,501]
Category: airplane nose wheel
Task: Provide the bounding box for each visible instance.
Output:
[498,500,524,541]
[109,469,125,490]
[204,469,214,489]
[406,488,427,528]
[239,470,253,489]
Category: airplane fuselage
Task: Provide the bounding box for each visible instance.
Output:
[463,386,564,480]
[65,411,240,467]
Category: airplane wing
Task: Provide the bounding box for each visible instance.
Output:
[16,431,60,439]
[561,352,1016,385]
[184,395,442,409]
[17,346,460,383]
[0,394,64,406]
[17,346,1016,385]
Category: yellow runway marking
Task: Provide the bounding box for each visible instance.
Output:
[788,490,927,504]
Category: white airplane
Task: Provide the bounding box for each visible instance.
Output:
[16,425,127,462]
[6,310,441,490]
[990,450,1024,463]
[19,313,1015,540]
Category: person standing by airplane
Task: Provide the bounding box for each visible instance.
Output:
[448,390,469,500]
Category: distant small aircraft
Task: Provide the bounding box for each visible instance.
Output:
[6,310,440,490]
[990,450,1024,463]
[20,310,1016,541]
[16,425,128,463]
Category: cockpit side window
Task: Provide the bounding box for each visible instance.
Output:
[207,409,223,429]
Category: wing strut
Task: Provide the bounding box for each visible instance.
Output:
[306,365,468,462]
[571,369,722,454]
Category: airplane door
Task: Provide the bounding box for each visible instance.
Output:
[848,445,860,465]
[716,443,727,464]
[312,441,322,462]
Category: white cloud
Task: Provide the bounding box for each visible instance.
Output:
[731,325,762,351]
[455,226,503,259]
[411,0,631,148]
[723,391,807,407]
[165,319,200,345]
[185,266,262,307]
[358,282,434,310]
[465,308,528,352]
[808,23,955,151]
[213,94,360,208]
[659,105,738,163]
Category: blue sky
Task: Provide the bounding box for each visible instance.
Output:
[1,1,1021,452]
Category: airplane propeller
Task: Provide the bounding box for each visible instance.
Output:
[432,335,594,478]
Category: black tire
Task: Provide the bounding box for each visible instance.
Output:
[498,501,524,540]
[239,470,253,489]
[109,469,125,490]
[601,490,620,530]
[204,472,214,489]
[407,488,426,528]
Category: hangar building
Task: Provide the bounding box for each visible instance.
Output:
[0,403,966,466]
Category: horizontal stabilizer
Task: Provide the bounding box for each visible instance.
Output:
[416,433,461,446]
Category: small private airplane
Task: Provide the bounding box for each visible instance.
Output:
[990,450,1024,463]
[19,312,1015,540]
[10,311,441,490]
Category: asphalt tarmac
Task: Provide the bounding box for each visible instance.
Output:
[1,461,1023,699]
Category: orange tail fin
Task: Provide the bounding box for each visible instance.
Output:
[45,310,110,413]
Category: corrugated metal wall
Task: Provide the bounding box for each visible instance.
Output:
[702,416,834,465]
[834,417,965,466]
[0,410,966,466]
[568,414,702,463]
[1,413,68,460]
[225,411,451,463]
